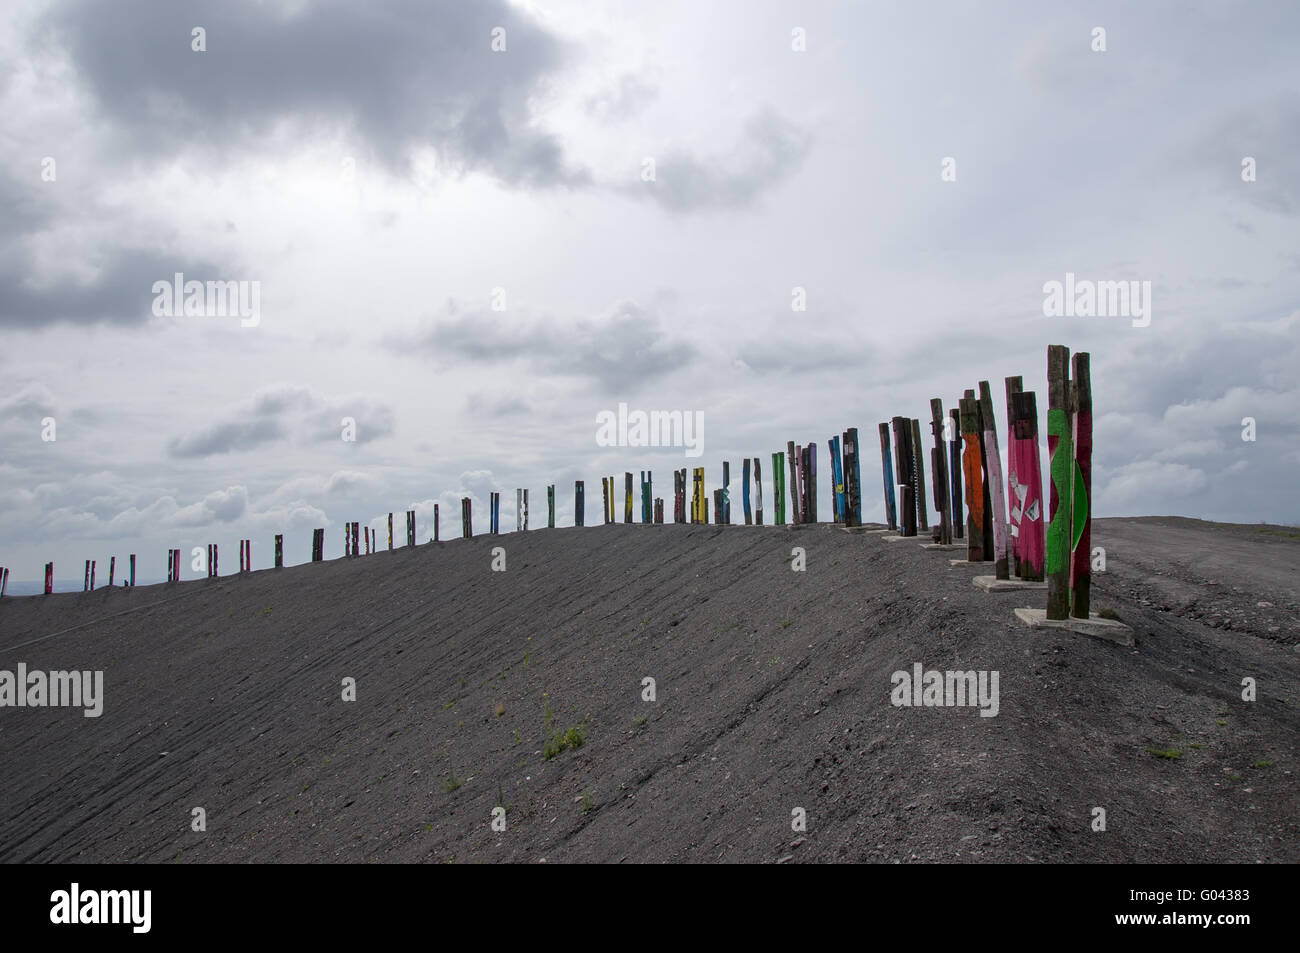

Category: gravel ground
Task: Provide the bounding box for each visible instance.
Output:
[1,516,1296,863]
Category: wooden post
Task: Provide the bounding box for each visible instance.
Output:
[771,452,786,525]
[978,381,1011,580]
[574,481,585,526]
[805,444,817,522]
[691,467,705,523]
[722,461,730,524]
[843,428,862,527]
[977,387,993,556]
[89,560,96,591]
[548,484,555,528]
[1004,377,1024,576]
[129,554,136,587]
[911,418,929,531]
[754,457,764,526]
[108,556,116,587]
[787,441,800,524]
[641,471,652,523]
[353,522,360,555]
[878,423,897,531]
[1071,352,1093,618]
[891,417,915,536]
[45,562,53,594]
[212,545,218,577]
[713,488,722,524]
[1012,390,1045,581]
[948,408,963,538]
[388,513,393,550]
[84,559,90,591]
[517,489,523,532]
[929,399,952,545]
[624,472,633,524]
[274,534,283,568]
[959,397,985,561]
[743,458,753,524]
[829,436,844,524]
[1046,345,1073,619]
[0,567,7,597]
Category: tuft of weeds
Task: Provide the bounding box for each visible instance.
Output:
[632,713,647,728]
[544,723,587,760]
[1097,606,1121,621]
[495,702,506,718]
[442,769,462,793]
[1146,747,1182,760]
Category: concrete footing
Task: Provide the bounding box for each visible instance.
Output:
[974,575,1047,592]
[922,543,961,550]
[1013,607,1135,646]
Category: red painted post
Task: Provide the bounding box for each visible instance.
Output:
[45,562,53,594]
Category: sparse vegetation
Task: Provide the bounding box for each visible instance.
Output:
[632,713,647,728]
[1098,607,1121,621]
[544,723,586,760]
[494,702,506,717]
[1146,747,1182,760]
[442,769,462,793]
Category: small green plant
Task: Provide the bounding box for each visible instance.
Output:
[261,606,272,616]
[544,700,553,726]
[544,723,587,760]
[1097,607,1121,621]
[780,619,792,629]
[632,713,647,728]
[581,790,594,815]
[1254,759,1273,768]
[1146,747,1182,760]
[442,770,462,793]
[443,700,455,710]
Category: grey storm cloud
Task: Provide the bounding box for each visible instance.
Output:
[39,0,589,188]
[167,384,396,457]
[640,108,812,213]
[397,300,697,392]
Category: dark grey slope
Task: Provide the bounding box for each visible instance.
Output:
[0,518,1296,863]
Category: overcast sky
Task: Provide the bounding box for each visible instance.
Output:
[2,0,1297,582]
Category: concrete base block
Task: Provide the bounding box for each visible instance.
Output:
[865,528,895,534]
[883,533,924,542]
[974,575,1047,592]
[921,543,961,550]
[1013,607,1135,646]
[949,558,986,567]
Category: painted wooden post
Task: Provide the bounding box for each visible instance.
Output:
[433,504,440,542]
[641,471,652,523]
[743,458,753,525]
[84,559,90,591]
[929,399,953,545]
[175,548,181,579]
[948,408,964,539]
[45,562,53,594]
[516,489,523,532]
[692,467,705,523]
[809,443,819,522]
[891,417,916,536]
[108,556,116,587]
[722,461,730,525]
[574,480,585,526]
[0,567,7,597]
[213,545,218,577]
[877,423,897,531]
[624,472,633,524]
[601,478,609,524]
[410,510,417,546]
[129,554,136,586]
[713,488,722,524]
[548,484,555,528]
[273,534,283,568]
[353,523,360,555]
[1004,377,1024,576]
[910,418,929,532]
[793,444,805,524]
[388,513,393,550]
[843,428,862,527]
[654,498,663,523]
[1071,352,1093,619]
[787,441,801,524]
[829,436,845,524]
[959,397,986,561]
[970,389,994,560]
[1046,345,1073,619]
[89,560,96,591]
[754,457,764,526]
[1011,390,1045,581]
[771,451,786,525]
[978,381,1011,580]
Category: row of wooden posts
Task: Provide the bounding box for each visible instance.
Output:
[9,346,1091,622]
